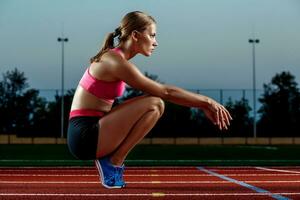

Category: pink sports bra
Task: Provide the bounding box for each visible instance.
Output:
[69,48,126,119]
[79,67,125,103]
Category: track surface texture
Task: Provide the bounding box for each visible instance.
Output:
[1,166,300,200]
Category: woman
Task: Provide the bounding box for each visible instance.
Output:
[67,11,232,189]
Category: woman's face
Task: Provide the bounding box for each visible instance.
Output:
[136,23,158,56]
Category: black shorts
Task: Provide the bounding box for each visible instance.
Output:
[67,116,100,160]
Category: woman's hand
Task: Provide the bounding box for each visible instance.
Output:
[202,98,232,130]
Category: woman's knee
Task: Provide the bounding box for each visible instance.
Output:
[146,96,165,116]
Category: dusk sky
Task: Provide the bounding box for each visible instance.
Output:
[1,0,299,91]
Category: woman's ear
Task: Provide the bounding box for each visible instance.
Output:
[131,30,139,42]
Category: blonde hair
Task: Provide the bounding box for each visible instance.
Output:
[90,11,156,63]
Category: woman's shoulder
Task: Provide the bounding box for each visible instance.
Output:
[90,49,130,80]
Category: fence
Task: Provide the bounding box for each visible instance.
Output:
[188,89,263,120]
[40,88,263,118]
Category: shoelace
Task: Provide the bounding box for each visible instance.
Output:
[105,172,116,186]
[105,167,124,186]
[116,166,125,184]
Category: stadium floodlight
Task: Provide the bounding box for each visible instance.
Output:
[57,36,68,138]
[248,38,260,138]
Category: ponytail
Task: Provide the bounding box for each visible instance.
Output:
[90,32,114,63]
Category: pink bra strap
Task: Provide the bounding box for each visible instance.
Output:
[111,47,124,58]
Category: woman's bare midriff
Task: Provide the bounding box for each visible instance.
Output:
[70,85,113,113]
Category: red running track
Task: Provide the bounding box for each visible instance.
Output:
[1,166,300,200]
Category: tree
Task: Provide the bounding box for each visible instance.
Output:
[258,71,300,137]
[0,68,47,135]
[44,89,75,137]
[225,98,252,137]
[189,107,225,137]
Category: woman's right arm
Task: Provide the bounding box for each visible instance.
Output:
[112,58,232,130]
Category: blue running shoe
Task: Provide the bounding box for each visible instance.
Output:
[95,157,125,189]
[115,164,126,187]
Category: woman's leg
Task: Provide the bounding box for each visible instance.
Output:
[96,95,165,166]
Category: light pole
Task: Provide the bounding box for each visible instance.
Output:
[57,36,68,138]
[248,38,259,138]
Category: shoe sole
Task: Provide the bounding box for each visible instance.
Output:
[95,160,122,189]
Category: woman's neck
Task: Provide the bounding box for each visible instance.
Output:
[116,41,138,60]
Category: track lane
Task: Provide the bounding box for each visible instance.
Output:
[1,166,300,200]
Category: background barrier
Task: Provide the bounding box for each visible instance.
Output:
[1,135,300,145]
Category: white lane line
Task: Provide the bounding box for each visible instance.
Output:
[256,167,300,174]
[1,173,300,177]
[197,167,290,200]
[1,180,300,184]
[0,164,194,169]
[0,169,196,171]
[0,170,197,173]
[1,181,227,184]
[0,174,96,177]
[0,170,96,173]
[0,193,299,197]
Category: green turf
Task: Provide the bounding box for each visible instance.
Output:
[1,144,300,166]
